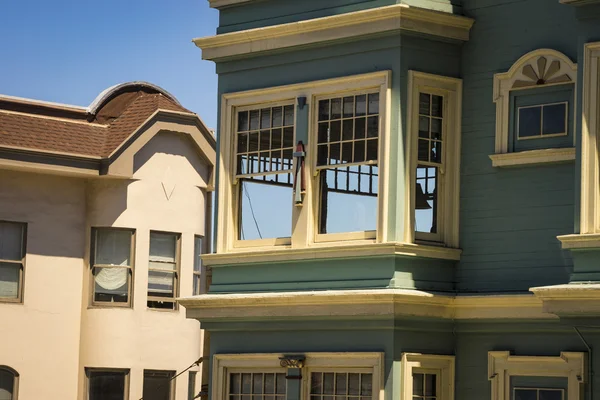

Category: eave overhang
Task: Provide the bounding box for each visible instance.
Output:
[194,4,475,61]
[560,0,600,6]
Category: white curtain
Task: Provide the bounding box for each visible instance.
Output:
[95,268,127,291]
[95,230,130,266]
[149,233,176,262]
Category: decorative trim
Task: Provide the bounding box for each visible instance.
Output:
[531,283,600,316]
[557,233,600,249]
[406,71,463,247]
[489,147,576,167]
[401,354,454,400]
[194,5,474,61]
[279,356,305,369]
[580,42,600,234]
[203,242,461,266]
[179,290,556,321]
[488,351,585,400]
[493,49,577,154]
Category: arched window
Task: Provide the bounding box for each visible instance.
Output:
[0,366,18,400]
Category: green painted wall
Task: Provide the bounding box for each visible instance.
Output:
[456,0,578,293]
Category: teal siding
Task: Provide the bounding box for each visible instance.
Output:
[456,0,578,292]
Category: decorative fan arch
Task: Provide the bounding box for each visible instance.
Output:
[493,49,577,154]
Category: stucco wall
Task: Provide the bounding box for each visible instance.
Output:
[0,170,86,400]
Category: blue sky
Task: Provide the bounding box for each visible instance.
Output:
[0,0,219,129]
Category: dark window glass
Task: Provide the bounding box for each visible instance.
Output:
[518,106,542,138]
[542,103,567,135]
[88,371,126,400]
[143,370,174,400]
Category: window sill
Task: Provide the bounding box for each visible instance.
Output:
[557,233,600,249]
[489,148,576,167]
[202,242,461,266]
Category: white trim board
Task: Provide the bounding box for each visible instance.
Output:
[194,5,474,60]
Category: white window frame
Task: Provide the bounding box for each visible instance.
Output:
[487,351,585,400]
[406,71,462,248]
[516,101,569,140]
[490,48,577,167]
[212,352,384,400]
[401,353,455,400]
[217,71,391,254]
[513,387,565,400]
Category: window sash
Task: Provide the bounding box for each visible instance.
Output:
[90,228,134,307]
[148,232,180,309]
[86,369,129,400]
[0,222,26,303]
[143,370,175,400]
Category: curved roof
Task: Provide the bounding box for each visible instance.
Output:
[88,81,183,115]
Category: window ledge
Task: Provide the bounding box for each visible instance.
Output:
[557,233,600,249]
[202,242,461,266]
[489,147,576,167]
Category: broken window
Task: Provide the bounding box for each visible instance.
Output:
[316,93,379,235]
[235,104,295,241]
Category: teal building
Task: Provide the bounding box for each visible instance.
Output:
[180,1,600,399]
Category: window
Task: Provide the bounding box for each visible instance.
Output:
[408,72,462,247]
[0,222,26,303]
[216,72,391,253]
[513,388,564,400]
[228,372,286,399]
[148,232,180,310]
[401,354,454,400]
[188,371,197,400]
[488,352,584,400]
[90,228,134,307]
[86,368,129,400]
[0,366,18,400]
[193,236,202,296]
[235,104,295,244]
[309,372,372,399]
[491,49,577,167]
[143,370,175,400]
[315,93,379,239]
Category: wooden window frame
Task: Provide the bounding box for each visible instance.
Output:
[0,221,26,304]
[217,71,391,254]
[513,387,565,400]
[0,365,19,400]
[312,88,382,243]
[147,231,181,311]
[487,351,585,400]
[85,367,130,400]
[401,353,454,400]
[143,369,176,400]
[89,227,135,309]
[516,101,569,140]
[406,71,462,248]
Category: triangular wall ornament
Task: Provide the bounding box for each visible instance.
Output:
[161,166,176,200]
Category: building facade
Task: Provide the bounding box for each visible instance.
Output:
[181,0,600,399]
[0,82,215,400]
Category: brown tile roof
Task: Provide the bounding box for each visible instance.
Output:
[0,86,194,158]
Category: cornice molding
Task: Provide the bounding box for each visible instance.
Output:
[194,5,474,61]
[202,242,462,266]
[532,283,600,316]
[179,290,554,321]
[557,233,600,249]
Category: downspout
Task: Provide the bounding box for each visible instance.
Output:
[575,327,593,400]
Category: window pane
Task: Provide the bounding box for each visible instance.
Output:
[539,390,563,400]
[150,232,177,263]
[95,230,131,266]
[0,369,15,400]
[89,371,126,400]
[413,373,424,396]
[188,371,197,400]
[543,103,567,135]
[0,263,19,299]
[415,166,438,235]
[143,371,174,400]
[148,270,175,297]
[94,267,128,303]
[425,374,436,396]
[518,106,542,138]
[319,167,378,234]
[194,237,202,273]
[514,389,537,400]
[0,222,24,261]
[239,180,292,240]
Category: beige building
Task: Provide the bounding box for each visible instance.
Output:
[0,82,215,400]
